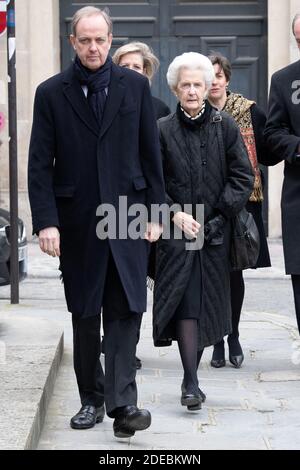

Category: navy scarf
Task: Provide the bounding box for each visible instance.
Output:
[74,55,112,125]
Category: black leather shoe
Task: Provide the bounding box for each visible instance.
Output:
[70,405,105,430]
[136,356,142,370]
[228,337,244,368]
[211,340,226,368]
[181,382,206,404]
[210,358,226,368]
[181,392,202,409]
[229,353,244,368]
[113,405,151,438]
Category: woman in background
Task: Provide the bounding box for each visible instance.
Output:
[208,52,271,369]
[113,41,171,120]
[113,42,171,369]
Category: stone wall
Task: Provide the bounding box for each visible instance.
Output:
[0,0,60,236]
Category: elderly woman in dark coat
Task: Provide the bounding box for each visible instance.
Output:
[153,52,254,411]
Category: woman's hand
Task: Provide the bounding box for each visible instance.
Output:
[173,212,200,238]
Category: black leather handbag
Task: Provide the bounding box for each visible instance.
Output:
[212,111,260,271]
[230,207,260,270]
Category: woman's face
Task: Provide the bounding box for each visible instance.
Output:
[175,68,208,117]
[209,64,229,102]
[118,52,145,75]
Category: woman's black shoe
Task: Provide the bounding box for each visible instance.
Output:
[181,381,206,403]
[181,393,202,408]
[229,353,244,368]
[228,337,244,368]
[210,340,226,368]
[210,358,226,368]
[70,405,105,429]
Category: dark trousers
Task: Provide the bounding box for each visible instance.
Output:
[72,254,142,418]
[291,275,300,334]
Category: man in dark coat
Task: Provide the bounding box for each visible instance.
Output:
[28,6,165,438]
[264,13,300,335]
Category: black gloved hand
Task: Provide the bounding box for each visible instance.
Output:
[204,214,227,243]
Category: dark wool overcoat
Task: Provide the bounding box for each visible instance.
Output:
[28,63,165,317]
[264,60,300,274]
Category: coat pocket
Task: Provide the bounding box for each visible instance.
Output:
[54,184,76,198]
[119,105,137,115]
[133,176,148,191]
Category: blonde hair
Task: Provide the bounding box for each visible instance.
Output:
[112,42,159,82]
[71,6,113,36]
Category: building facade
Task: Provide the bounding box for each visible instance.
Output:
[0,0,298,238]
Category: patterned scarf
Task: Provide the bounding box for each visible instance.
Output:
[224,92,263,202]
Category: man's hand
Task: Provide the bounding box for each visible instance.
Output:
[144,222,163,243]
[173,212,200,238]
[39,227,60,257]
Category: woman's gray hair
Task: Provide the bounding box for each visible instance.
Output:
[71,6,113,36]
[112,42,159,82]
[167,52,215,91]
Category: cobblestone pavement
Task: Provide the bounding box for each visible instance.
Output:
[1,240,299,450]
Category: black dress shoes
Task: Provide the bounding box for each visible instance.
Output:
[113,405,151,438]
[70,405,105,430]
[211,338,244,368]
[181,382,206,410]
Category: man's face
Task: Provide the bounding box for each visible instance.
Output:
[294,18,300,51]
[70,14,113,70]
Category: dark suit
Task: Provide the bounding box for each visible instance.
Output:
[264,59,300,333]
[28,62,165,415]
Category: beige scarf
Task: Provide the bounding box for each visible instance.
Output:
[224,92,263,202]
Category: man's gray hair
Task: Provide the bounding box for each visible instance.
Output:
[166,52,215,91]
[71,6,113,36]
[292,13,300,35]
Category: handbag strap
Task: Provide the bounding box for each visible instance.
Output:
[211,110,227,186]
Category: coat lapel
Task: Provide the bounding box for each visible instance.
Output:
[62,65,99,137]
[99,64,126,140]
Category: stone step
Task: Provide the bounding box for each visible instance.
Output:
[0,312,64,450]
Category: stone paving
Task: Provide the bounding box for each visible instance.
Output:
[1,240,300,450]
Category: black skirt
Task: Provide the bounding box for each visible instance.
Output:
[246,201,271,268]
[174,250,202,320]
